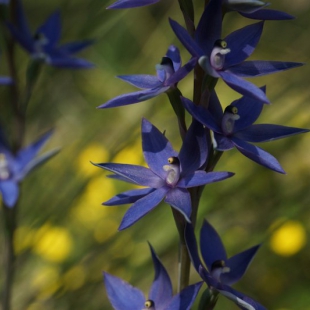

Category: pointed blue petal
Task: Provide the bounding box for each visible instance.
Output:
[214,133,234,151]
[232,89,265,132]
[58,40,94,55]
[0,77,13,85]
[142,118,177,179]
[235,124,309,143]
[241,9,294,20]
[103,188,155,206]
[166,45,181,71]
[98,87,168,109]
[166,57,197,86]
[37,11,61,48]
[228,61,303,77]
[164,187,191,222]
[117,74,162,89]
[181,96,222,132]
[195,0,222,55]
[179,120,207,176]
[119,186,168,230]
[165,282,203,310]
[94,163,164,188]
[0,180,19,208]
[6,22,34,53]
[15,130,53,174]
[217,284,267,310]
[219,71,270,104]
[231,137,285,173]
[104,272,145,310]
[224,22,264,67]
[169,18,205,57]
[48,56,94,68]
[221,244,260,286]
[15,0,32,38]
[178,171,234,188]
[107,0,159,9]
[184,223,203,273]
[200,220,227,271]
[148,243,173,306]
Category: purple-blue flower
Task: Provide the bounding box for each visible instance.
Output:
[107,0,159,9]
[93,118,233,230]
[181,89,309,173]
[0,130,58,208]
[223,0,294,20]
[185,220,266,310]
[6,2,93,68]
[98,45,196,109]
[104,243,202,310]
[169,0,301,103]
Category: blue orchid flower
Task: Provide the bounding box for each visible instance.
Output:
[105,243,202,310]
[169,0,302,103]
[223,0,294,20]
[6,2,93,68]
[181,88,309,173]
[107,0,159,9]
[93,118,233,230]
[0,130,58,208]
[98,45,196,109]
[185,220,266,310]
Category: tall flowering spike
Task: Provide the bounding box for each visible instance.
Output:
[98,45,196,109]
[223,0,294,20]
[104,243,202,310]
[107,0,160,9]
[6,2,93,68]
[93,118,233,230]
[169,0,302,103]
[185,221,265,310]
[181,89,309,173]
[0,130,58,207]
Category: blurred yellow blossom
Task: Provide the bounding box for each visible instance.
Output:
[113,140,144,166]
[32,224,73,263]
[269,220,307,256]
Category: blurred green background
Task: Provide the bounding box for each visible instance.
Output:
[1,0,310,309]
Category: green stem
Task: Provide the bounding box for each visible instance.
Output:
[177,0,195,36]
[2,203,18,310]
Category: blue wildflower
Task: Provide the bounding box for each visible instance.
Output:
[104,243,202,310]
[93,118,233,230]
[169,0,302,103]
[181,88,309,173]
[185,220,266,310]
[6,2,93,68]
[0,130,58,207]
[98,45,196,109]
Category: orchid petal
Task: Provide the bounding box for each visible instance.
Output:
[241,9,294,20]
[107,0,159,9]
[165,45,181,71]
[117,74,162,89]
[119,187,168,230]
[0,180,19,208]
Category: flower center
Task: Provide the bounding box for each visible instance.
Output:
[0,153,10,180]
[221,105,240,135]
[143,300,155,310]
[33,32,50,61]
[211,260,230,282]
[163,156,180,187]
[155,57,175,83]
[210,40,231,70]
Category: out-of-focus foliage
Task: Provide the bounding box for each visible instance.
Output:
[0,0,310,309]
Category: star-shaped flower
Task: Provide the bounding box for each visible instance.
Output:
[104,243,202,310]
[93,118,233,230]
[181,88,309,173]
[169,0,302,103]
[185,220,266,310]
[223,0,294,20]
[107,0,159,9]
[98,45,196,109]
[6,3,93,68]
[0,130,58,207]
